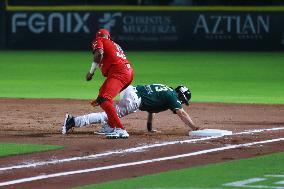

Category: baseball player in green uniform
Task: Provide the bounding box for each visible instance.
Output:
[62,84,199,138]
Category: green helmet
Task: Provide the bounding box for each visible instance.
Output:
[175,86,191,105]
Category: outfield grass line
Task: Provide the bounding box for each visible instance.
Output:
[140,188,224,189]
[0,137,283,187]
[223,177,284,188]
[0,127,283,172]
[265,174,284,178]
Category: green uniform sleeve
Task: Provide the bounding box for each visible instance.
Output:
[167,93,182,113]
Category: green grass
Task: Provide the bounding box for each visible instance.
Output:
[75,151,284,189]
[0,143,63,157]
[0,51,284,104]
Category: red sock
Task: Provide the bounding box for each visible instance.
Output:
[100,100,124,129]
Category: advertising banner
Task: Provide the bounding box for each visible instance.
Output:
[6,11,284,50]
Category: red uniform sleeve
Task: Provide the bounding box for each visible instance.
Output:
[91,38,103,53]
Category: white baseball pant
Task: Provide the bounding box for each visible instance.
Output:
[74,85,141,127]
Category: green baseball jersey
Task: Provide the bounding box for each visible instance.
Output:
[135,84,182,113]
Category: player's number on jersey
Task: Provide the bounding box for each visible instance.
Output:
[115,44,126,60]
[155,85,172,92]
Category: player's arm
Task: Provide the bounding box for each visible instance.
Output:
[86,62,97,81]
[147,113,155,132]
[93,48,103,63]
[86,41,104,81]
[86,49,104,81]
[175,108,199,131]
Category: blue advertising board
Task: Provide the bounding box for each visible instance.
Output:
[5,10,284,50]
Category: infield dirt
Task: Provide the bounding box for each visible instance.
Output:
[0,98,283,189]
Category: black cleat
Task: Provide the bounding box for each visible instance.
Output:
[62,114,75,134]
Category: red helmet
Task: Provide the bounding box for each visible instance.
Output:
[96,28,111,39]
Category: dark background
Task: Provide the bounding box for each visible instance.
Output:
[6,0,284,6]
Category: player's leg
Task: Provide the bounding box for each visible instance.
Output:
[71,91,139,128]
[98,67,133,138]
[74,112,107,127]
[98,67,133,127]
[62,112,108,134]
[98,77,126,130]
[64,85,139,134]
[116,85,141,118]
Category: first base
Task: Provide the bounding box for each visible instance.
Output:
[190,129,232,137]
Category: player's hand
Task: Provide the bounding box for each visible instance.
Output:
[146,122,161,133]
[148,129,161,133]
[192,125,202,131]
[86,72,94,81]
[90,99,98,107]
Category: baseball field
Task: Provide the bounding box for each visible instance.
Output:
[0,51,284,188]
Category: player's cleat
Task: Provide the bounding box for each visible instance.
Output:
[62,114,75,134]
[105,128,129,139]
[94,123,114,135]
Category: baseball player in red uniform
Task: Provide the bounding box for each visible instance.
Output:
[64,28,133,139]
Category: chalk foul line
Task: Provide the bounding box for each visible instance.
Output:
[0,127,283,172]
[0,137,283,187]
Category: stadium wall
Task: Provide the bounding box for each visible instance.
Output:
[2,5,284,50]
[0,0,6,49]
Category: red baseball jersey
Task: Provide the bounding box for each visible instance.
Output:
[92,38,129,77]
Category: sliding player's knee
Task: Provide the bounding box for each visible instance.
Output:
[117,98,138,117]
